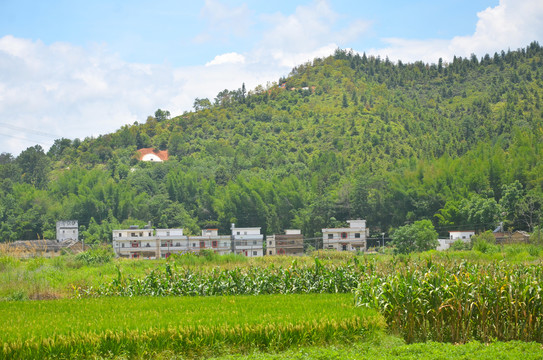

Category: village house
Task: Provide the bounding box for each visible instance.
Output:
[112,225,158,259]
[56,220,79,242]
[437,230,475,251]
[322,219,368,252]
[267,229,304,256]
[112,225,264,259]
[183,229,231,256]
[6,220,83,258]
[231,224,264,257]
[137,148,169,162]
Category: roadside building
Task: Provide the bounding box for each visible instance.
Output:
[267,229,304,256]
[322,219,368,252]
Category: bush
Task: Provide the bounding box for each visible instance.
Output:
[75,245,114,265]
[449,239,470,251]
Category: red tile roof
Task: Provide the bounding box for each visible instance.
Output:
[137,148,169,161]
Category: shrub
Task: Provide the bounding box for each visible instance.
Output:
[75,245,114,265]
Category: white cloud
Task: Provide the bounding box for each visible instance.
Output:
[255,0,370,68]
[371,0,543,63]
[195,0,254,43]
[206,52,245,66]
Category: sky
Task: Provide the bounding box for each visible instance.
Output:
[0,0,542,155]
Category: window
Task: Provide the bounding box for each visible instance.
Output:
[355,233,361,238]
[121,243,125,248]
[342,244,347,251]
[253,240,257,245]
[253,251,257,256]
[244,231,247,235]
[192,243,196,247]
[328,234,333,239]
[212,241,218,248]
[341,232,347,239]
[176,242,180,246]
[131,233,136,237]
[200,241,205,248]
[269,250,272,255]
[237,231,240,235]
[269,241,272,245]
[166,231,170,236]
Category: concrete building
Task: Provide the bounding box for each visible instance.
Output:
[231,224,263,257]
[267,229,304,256]
[56,220,78,242]
[322,219,368,252]
[437,230,475,251]
[185,229,231,256]
[112,225,158,259]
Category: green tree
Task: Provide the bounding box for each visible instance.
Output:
[16,145,50,189]
[392,219,438,254]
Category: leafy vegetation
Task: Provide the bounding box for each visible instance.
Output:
[0,43,542,243]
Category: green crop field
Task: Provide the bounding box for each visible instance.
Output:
[0,293,384,359]
[2,247,543,358]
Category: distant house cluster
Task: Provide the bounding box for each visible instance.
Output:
[112,224,266,259]
[112,219,369,259]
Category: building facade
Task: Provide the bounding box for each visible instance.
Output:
[231,224,264,257]
[112,225,159,259]
[112,225,261,259]
[322,219,368,252]
[56,220,78,242]
[267,229,304,256]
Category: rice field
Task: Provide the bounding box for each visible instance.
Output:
[0,293,384,359]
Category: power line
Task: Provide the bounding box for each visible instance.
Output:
[0,131,54,149]
[0,122,61,140]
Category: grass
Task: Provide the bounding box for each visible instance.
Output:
[0,293,385,359]
[204,340,543,360]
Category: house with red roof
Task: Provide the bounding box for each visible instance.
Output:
[137,148,169,162]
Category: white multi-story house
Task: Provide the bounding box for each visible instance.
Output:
[267,229,304,256]
[186,229,231,255]
[231,224,263,257]
[322,219,368,252]
[112,225,160,259]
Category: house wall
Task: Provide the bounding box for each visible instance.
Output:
[56,220,78,242]
[322,219,367,252]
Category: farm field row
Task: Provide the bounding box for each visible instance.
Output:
[0,293,384,359]
[207,340,543,360]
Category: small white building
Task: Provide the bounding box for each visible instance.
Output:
[231,224,264,257]
[437,230,475,251]
[322,219,368,252]
[56,220,78,242]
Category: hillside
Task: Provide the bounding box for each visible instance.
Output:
[0,42,542,243]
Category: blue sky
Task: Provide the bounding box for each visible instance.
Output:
[0,0,541,155]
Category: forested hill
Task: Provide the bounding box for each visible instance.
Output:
[1,42,542,243]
